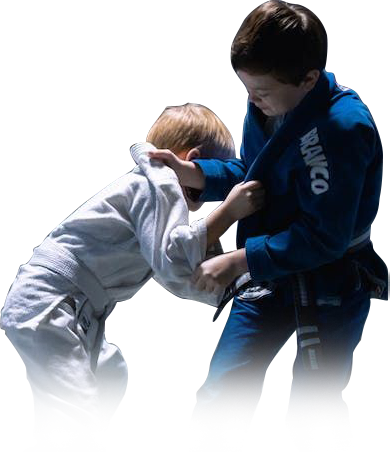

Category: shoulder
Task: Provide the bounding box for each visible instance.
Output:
[311,91,379,165]
[298,98,379,176]
[326,85,377,138]
[126,165,181,197]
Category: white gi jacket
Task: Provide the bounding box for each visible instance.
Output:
[1,143,222,331]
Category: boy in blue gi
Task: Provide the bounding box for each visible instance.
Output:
[149,0,388,444]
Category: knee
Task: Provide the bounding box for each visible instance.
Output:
[0,303,13,333]
[195,365,266,420]
[195,380,232,412]
[95,342,129,392]
[2,313,19,337]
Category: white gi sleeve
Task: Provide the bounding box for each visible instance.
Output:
[129,143,223,307]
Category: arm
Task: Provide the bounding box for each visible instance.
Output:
[230,249,249,275]
[148,149,248,202]
[245,122,378,282]
[130,144,261,306]
[147,102,261,202]
[205,205,236,248]
[193,107,254,201]
[174,160,205,190]
[194,159,248,202]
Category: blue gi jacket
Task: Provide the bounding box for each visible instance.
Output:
[196,71,388,300]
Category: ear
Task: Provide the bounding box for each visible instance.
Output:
[185,147,201,161]
[301,69,321,92]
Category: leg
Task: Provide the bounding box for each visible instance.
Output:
[4,297,104,451]
[192,286,296,450]
[95,334,129,418]
[287,289,371,447]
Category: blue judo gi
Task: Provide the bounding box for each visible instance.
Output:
[192,71,388,430]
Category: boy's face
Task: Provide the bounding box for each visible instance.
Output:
[237,69,319,117]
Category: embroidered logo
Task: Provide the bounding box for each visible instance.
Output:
[237,285,273,302]
[336,82,350,92]
[300,127,329,195]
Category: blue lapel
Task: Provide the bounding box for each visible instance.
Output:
[237,71,333,248]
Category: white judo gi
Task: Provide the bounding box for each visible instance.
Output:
[0,143,224,427]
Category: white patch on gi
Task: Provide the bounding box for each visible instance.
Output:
[300,127,330,195]
[237,285,273,301]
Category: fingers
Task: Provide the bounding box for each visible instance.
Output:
[191,271,204,292]
[148,149,168,159]
[246,187,265,198]
[243,188,265,213]
[252,191,264,201]
[191,267,223,293]
[250,186,264,195]
[205,280,218,294]
[238,181,263,198]
[251,194,265,210]
[251,188,265,201]
[241,180,262,189]
[190,268,199,285]
[148,150,159,156]
[250,192,264,204]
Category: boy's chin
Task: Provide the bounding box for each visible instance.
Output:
[184,187,203,211]
[188,201,203,212]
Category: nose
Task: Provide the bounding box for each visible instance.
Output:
[248,92,263,106]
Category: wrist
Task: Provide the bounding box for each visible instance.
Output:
[230,248,249,277]
[217,202,236,227]
[205,202,234,247]
[180,161,205,190]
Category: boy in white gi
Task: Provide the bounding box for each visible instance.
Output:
[0,103,263,435]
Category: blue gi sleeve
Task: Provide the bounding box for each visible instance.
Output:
[194,158,247,202]
[245,119,379,281]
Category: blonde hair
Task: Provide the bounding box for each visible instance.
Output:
[146,103,235,159]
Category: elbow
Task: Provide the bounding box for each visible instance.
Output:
[306,236,350,268]
[320,240,348,265]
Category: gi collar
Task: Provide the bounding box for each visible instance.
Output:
[285,70,334,123]
[238,71,336,246]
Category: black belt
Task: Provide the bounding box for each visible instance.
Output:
[213,272,253,322]
[214,232,369,370]
[214,272,325,370]
[293,227,372,372]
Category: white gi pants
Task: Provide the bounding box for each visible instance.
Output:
[1,264,128,450]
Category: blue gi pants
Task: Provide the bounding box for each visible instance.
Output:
[193,281,370,435]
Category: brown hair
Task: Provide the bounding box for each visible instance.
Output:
[231,0,327,85]
[146,103,235,159]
